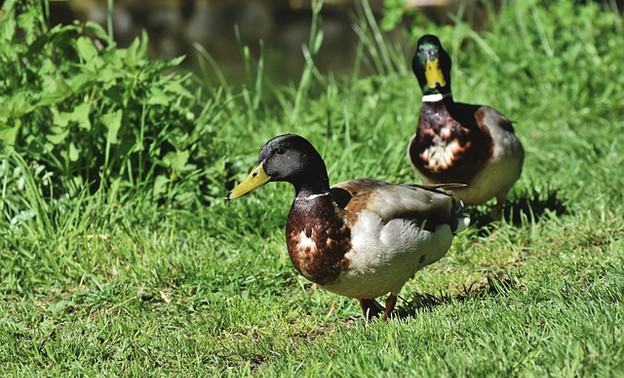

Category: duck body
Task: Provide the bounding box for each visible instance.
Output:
[408,35,524,211]
[409,98,524,206]
[287,179,458,300]
[227,134,468,320]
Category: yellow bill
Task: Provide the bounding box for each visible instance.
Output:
[425,57,446,89]
[226,162,271,200]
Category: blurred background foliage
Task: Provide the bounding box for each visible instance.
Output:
[1,0,623,232]
[0,0,226,224]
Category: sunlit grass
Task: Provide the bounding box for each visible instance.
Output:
[1,0,624,375]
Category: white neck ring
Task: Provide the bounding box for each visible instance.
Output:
[422,93,451,102]
[297,192,330,201]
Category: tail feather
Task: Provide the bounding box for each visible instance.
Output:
[453,200,470,234]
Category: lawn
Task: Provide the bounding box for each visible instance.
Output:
[1,0,623,375]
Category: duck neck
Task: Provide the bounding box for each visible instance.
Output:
[422,91,453,103]
[420,95,453,118]
[293,168,331,199]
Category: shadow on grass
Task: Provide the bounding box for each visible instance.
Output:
[394,272,524,320]
[468,184,568,231]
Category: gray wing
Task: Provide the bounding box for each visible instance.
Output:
[331,178,466,232]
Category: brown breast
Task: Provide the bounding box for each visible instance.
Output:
[409,101,493,184]
[285,195,351,285]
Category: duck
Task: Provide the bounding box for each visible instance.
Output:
[407,34,524,214]
[227,134,469,321]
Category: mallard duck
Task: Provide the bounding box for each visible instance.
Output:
[408,34,524,214]
[227,134,469,321]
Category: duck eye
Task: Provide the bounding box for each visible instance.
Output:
[276,148,286,155]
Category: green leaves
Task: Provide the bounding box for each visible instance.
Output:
[380,0,408,31]
[0,122,19,146]
[163,150,193,173]
[0,0,220,216]
[102,109,122,145]
[75,36,99,61]
[39,75,73,105]
[51,103,91,131]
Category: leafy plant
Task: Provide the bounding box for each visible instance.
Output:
[0,0,221,215]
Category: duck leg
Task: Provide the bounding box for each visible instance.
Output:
[382,294,398,321]
[491,195,505,220]
[359,298,383,320]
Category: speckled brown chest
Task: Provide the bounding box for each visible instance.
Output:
[409,100,493,183]
[285,195,351,285]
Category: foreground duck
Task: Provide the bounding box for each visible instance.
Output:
[408,35,524,214]
[227,134,469,321]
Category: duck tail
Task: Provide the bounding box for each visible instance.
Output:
[453,200,470,234]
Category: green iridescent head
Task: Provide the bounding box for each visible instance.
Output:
[412,35,452,96]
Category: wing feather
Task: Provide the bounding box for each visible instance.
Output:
[331,178,463,231]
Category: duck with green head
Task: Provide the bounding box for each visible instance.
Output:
[408,34,524,214]
[228,134,469,321]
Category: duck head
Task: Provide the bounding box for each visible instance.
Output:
[412,35,452,96]
[226,134,330,200]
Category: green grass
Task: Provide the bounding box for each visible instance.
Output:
[2,0,624,375]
